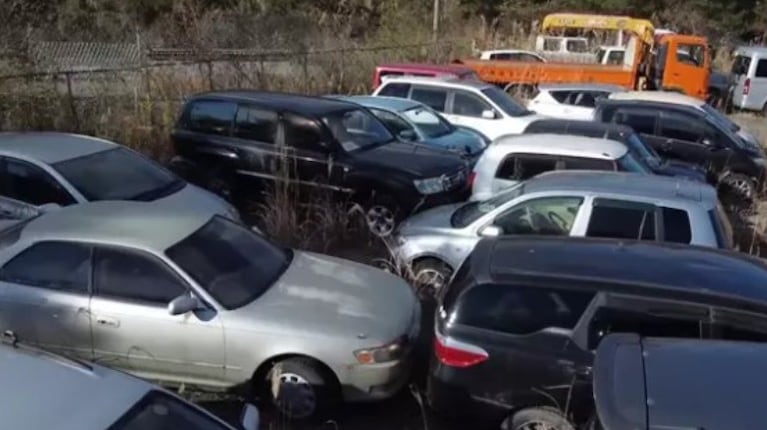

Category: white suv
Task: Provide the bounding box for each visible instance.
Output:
[372,76,548,141]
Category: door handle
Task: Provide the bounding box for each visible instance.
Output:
[95,316,120,328]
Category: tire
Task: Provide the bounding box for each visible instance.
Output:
[264,357,340,421]
[502,407,575,430]
[719,172,756,202]
[412,258,453,298]
[364,192,401,237]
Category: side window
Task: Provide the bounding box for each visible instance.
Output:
[489,53,511,61]
[676,44,704,68]
[562,157,615,170]
[588,305,705,349]
[756,59,767,78]
[234,105,278,143]
[613,110,657,135]
[410,87,447,112]
[586,198,656,240]
[543,38,561,51]
[496,155,559,181]
[0,159,76,206]
[661,207,692,244]
[369,109,413,136]
[452,91,492,117]
[494,196,585,236]
[455,284,595,335]
[522,54,544,63]
[658,113,703,143]
[377,82,411,98]
[572,92,597,107]
[94,247,187,305]
[731,55,751,76]
[607,50,624,64]
[549,91,571,103]
[710,309,767,342]
[188,100,237,135]
[0,242,90,293]
[283,114,325,152]
[567,40,588,53]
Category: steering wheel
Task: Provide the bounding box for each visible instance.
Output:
[548,211,568,231]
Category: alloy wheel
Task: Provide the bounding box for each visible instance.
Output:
[366,205,396,237]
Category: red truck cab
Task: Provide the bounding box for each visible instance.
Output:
[371,63,480,90]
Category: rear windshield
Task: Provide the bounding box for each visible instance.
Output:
[731,55,752,75]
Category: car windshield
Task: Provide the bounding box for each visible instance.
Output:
[108,390,231,430]
[626,133,663,165]
[451,183,525,228]
[402,106,453,138]
[617,152,653,174]
[702,103,739,132]
[166,216,293,310]
[52,147,183,201]
[322,108,394,152]
[481,86,531,117]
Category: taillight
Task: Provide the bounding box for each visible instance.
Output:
[433,333,488,368]
[467,171,477,188]
[744,78,751,95]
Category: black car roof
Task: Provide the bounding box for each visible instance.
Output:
[524,119,634,141]
[595,333,767,430]
[187,90,359,116]
[474,236,767,311]
[597,98,704,116]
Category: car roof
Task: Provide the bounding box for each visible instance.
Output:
[598,98,702,115]
[490,133,627,159]
[522,170,715,203]
[378,75,492,90]
[735,46,767,56]
[537,83,626,92]
[327,95,422,112]
[376,63,475,75]
[0,132,116,164]
[187,90,359,116]
[609,90,704,108]
[0,342,149,430]
[524,119,635,140]
[481,49,541,55]
[595,334,767,430]
[15,201,214,252]
[478,236,767,311]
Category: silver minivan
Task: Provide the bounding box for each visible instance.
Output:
[731,46,767,114]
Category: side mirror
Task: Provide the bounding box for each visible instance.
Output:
[240,403,260,430]
[479,225,502,237]
[38,203,62,212]
[481,110,497,120]
[167,294,202,316]
[398,129,418,141]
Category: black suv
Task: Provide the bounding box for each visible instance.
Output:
[594,99,767,200]
[523,118,707,182]
[428,236,767,430]
[171,90,470,235]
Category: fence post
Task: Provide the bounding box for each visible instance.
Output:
[302,50,309,93]
[207,61,214,90]
[63,72,80,131]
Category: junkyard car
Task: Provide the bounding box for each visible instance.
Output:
[0,201,420,421]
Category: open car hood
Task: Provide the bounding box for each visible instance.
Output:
[594,333,767,430]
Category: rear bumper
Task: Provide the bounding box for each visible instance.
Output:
[426,373,507,426]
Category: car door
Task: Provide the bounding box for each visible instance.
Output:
[749,58,767,111]
[609,108,664,155]
[280,112,342,193]
[583,198,657,241]
[89,245,225,385]
[230,104,282,190]
[490,196,587,237]
[446,90,498,137]
[0,157,78,206]
[0,241,93,361]
[655,111,713,168]
[660,39,709,99]
[492,153,561,193]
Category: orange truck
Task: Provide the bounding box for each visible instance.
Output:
[455,13,711,101]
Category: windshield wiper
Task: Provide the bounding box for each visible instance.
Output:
[129,179,184,201]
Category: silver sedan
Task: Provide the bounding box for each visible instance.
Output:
[0,201,420,420]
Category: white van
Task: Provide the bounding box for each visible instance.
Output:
[731,46,767,114]
[534,36,593,62]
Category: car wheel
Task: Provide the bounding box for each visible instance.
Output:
[365,193,401,237]
[412,258,453,298]
[502,407,575,430]
[720,172,756,202]
[265,357,340,421]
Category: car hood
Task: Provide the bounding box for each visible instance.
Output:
[154,183,239,220]
[350,141,467,177]
[653,159,707,182]
[397,202,463,237]
[425,129,486,156]
[244,251,418,343]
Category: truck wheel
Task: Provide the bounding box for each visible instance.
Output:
[264,357,340,421]
[502,407,575,430]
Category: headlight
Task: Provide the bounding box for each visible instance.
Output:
[354,337,406,364]
[413,177,446,195]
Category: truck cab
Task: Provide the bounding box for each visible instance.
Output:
[649,34,710,100]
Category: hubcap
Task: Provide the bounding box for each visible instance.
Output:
[273,372,316,419]
[727,177,753,200]
[515,420,567,430]
[366,205,396,237]
[414,268,447,294]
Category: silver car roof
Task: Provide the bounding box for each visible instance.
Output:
[0,342,149,430]
[16,200,213,251]
[537,83,626,92]
[0,132,116,164]
[523,170,716,203]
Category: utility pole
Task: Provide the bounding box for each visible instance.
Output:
[432,0,440,42]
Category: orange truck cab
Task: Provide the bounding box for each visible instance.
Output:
[455,13,710,100]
